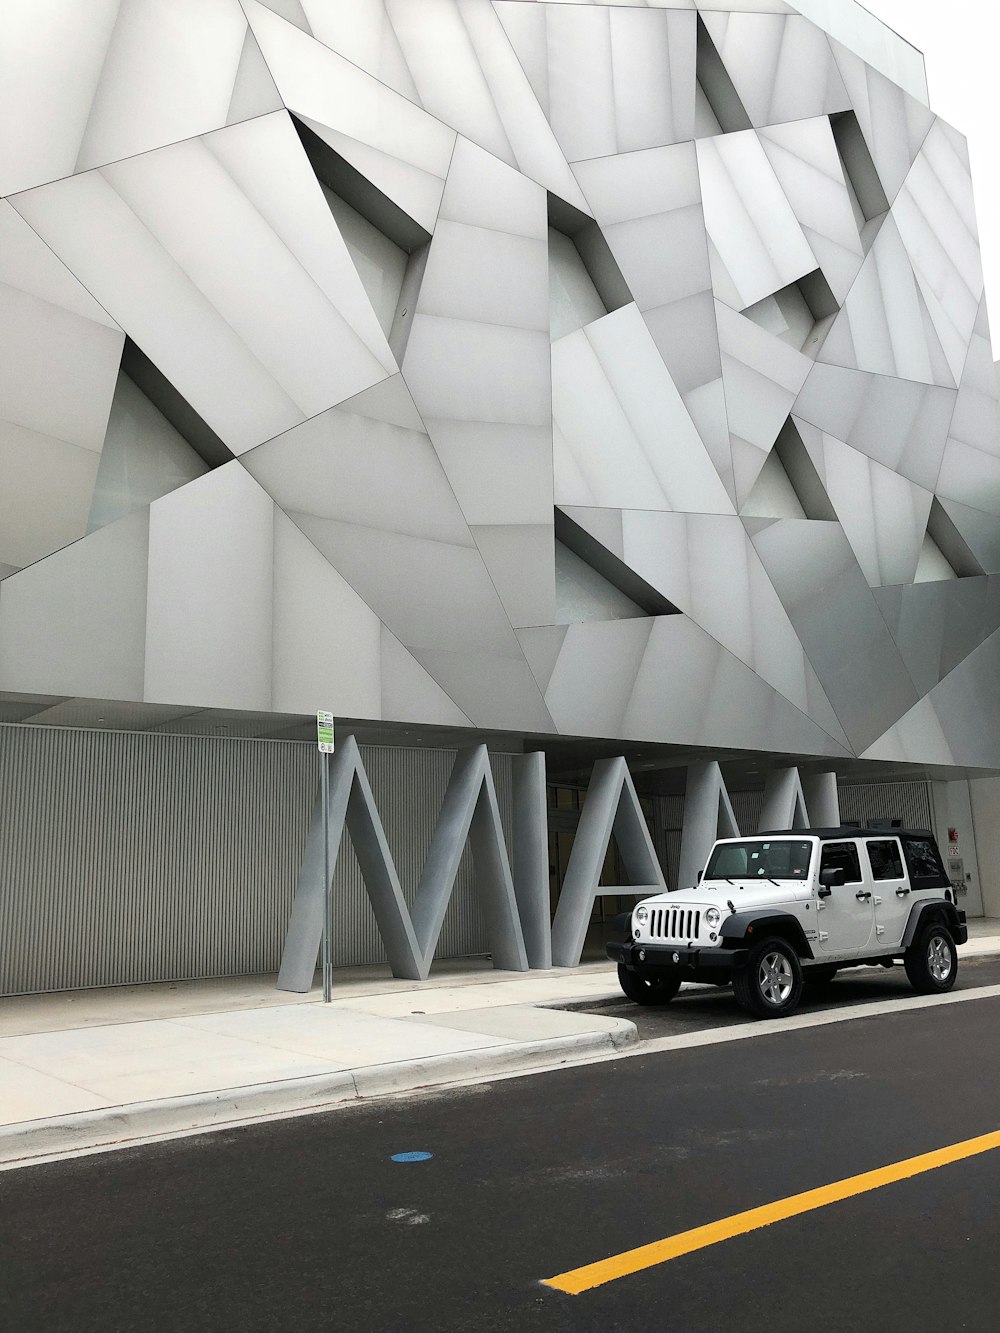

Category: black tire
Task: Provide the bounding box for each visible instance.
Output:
[732,936,804,1019]
[803,964,838,987]
[904,922,958,994]
[617,963,681,1006]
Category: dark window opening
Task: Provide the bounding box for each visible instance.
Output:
[819,841,863,885]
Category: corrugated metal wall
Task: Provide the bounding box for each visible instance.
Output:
[837,781,933,831]
[0,725,509,995]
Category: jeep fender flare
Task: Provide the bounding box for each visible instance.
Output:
[719,910,814,960]
[901,899,963,950]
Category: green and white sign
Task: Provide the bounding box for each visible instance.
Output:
[316,710,335,754]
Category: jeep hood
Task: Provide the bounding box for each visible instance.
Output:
[636,880,801,912]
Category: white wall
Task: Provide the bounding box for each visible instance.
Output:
[970,777,1000,917]
[931,779,985,916]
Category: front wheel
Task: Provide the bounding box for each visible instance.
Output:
[904,923,957,994]
[733,937,804,1019]
[617,963,681,1006]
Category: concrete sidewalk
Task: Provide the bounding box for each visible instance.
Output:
[0,961,630,1168]
[3,922,998,1170]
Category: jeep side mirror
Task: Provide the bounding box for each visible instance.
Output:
[696,870,703,883]
[819,866,846,889]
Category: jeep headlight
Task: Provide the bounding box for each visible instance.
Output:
[634,905,649,925]
[705,907,721,929]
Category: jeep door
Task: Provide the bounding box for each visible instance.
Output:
[864,837,909,948]
[816,840,876,954]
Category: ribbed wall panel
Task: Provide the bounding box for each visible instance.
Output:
[837,781,932,831]
[0,726,509,995]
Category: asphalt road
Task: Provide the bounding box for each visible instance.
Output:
[5,972,1000,1332]
[568,952,1000,1038]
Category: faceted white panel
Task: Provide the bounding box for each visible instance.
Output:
[12,113,396,456]
[256,0,421,101]
[541,617,654,737]
[793,363,955,492]
[697,131,817,312]
[700,12,850,127]
[891,120,984,387]
[947,296,1000,463]
[757,118,865,306]
[874,578,1000,695]
[380,627,471,727]
[87,373,210,534]
[716,302,812,503]
[539,615,847,754]
[573,143,720,396]
[865,628,1000,767]
[832,40,934,207]
[271,508,382,719]
[622,617,849,755]
[241,378,475,548]
[2,0,1000,772]
[0,510,148,700]
[817,216,954,387]
[935,499,1000,573]
[808,434,933,587]
[145,465,275,710]
[0,201,124,567]
[935,443,1000,519]
[0,0,280,196]
[751,518,919,752]
[472,524,556,630]
[407,647,555,733]
[244,1,457,233]
[403,139,554,550]
[496,3,696,162]
[386,0,590,209]
[860,696,955,765]
[561,506,844,731]
[0,430,101,574]
[552,304,734,514]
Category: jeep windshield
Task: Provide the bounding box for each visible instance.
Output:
[704,840,812,881]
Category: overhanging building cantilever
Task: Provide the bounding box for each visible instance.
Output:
[1,0,1000,994]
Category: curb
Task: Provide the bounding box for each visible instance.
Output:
[0,1021,637,1169]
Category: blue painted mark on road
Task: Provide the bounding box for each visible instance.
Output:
[391,1151,433,1163]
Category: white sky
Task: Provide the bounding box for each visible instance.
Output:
[860,0,1000,357]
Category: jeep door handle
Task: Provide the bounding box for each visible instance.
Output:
[855,890,872,901]
[895,887,910,897]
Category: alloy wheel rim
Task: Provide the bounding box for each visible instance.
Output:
[928,935,952,982]
[759,951,793,1004]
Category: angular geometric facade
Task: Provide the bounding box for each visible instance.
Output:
[3,0,1000,771]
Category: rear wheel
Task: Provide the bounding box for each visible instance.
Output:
[617,963,681,1006]
[904,923,957,994]
[733,937,804,1020]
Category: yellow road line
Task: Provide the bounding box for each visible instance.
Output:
[543,1127,1000,1295]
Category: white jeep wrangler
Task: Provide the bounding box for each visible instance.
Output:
[607,827,967,1020]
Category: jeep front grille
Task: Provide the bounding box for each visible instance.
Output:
[647,907,701,942]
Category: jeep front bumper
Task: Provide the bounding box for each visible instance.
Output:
[607,941,748,973]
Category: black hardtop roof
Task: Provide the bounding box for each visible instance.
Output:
[753,827,934,840]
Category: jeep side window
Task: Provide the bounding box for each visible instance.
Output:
[819,842,862,885]
[866,839,903,881]
[902,837,949,890]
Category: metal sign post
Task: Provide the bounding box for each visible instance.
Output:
[316,711,335,1003]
